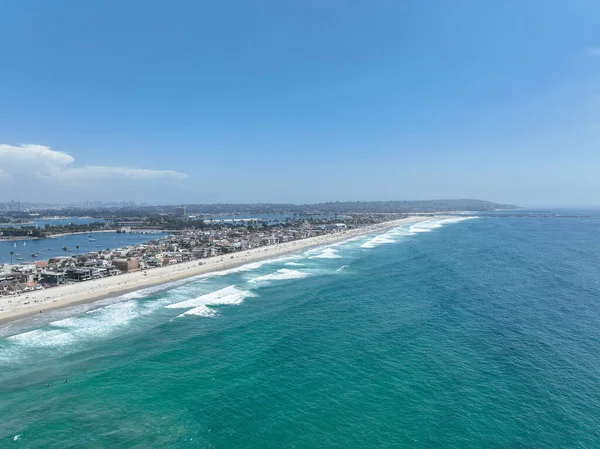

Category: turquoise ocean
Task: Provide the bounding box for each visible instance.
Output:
[1,213,599,448]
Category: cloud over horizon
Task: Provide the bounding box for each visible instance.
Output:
[0,144,188,202]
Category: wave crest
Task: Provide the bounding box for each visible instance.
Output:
[166,285,255,309]
[310,248,342,259]
[248,269,310,283]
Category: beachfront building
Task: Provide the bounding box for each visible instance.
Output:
[41,271,66,285]
[65,268,92,282]
[112,257,141,273]
[1,212,402,297]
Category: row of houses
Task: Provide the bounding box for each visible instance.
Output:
[1,222,353,295]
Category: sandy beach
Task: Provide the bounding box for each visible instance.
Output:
[0,216,433,324]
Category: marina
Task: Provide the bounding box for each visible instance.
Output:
[0,231,165,265]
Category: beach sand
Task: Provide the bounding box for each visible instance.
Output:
[0,216,433,324]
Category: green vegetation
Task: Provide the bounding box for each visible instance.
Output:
[0,222,107,239]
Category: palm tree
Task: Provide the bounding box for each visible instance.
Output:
[31,253,37,262]
[63,246,68,255]
[9,251,14,264]
[76,245,80,254]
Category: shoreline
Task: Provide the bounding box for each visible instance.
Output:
[0,216,436,326]
[46,229,118,239]
[0,229,119,241]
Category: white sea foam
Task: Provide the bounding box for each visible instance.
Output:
[248,268,310,283]
[328,236,361,247]
[8,328,75,348]
[309,248,342,259]
[179,305,217,318]
[6,253,307,341]
[166,285,255,309]
[408,223,433,233]
[439,216,479,224]
[337,265,349,272]
[409,216,478,234]
[7,298,168,349]
[284,261,305,267]
[359,217,479,248]
[303,247,322,256]
[122,283,180,300]
[193,255,302,280]
[122,288,161,300]
[360,235,396,249]
[118,274,212,300]
[360,226,411,249]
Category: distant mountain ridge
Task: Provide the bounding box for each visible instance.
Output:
[296,199,516,214]
[1,199,516,217]
[175,199,515,214]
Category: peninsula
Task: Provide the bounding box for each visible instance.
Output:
[0,215,436,323]
[1,198,514,324]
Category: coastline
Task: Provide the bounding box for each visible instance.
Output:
[0,216,435,325]
[46,229,118,239]
[0,229,118,241]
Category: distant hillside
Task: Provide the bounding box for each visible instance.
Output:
[179,199,516,214]
[3,199,515,218]
[296,199,516,214]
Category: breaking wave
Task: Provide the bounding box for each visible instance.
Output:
[248,269,310,283]
[7,299,167,348]
[120,279,203,299]
[310,248,342,259]
[166,285,255,309]
[1,216,481,351]
[360,227,411,249]
[180,305,217,318]
[409,216,478,234]
[360,234,397,249]
[359,217,480,248]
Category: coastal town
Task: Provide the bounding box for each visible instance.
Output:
[1,210,410,298]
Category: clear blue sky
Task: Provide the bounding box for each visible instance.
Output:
[1,0,599,206]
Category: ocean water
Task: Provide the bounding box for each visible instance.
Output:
[1,214,599,448]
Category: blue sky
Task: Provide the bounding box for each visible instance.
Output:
[1,0,599,206]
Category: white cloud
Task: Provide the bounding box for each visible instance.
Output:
[585,46,600,57]
[55,166,188,181]
[0,143,187,183]
[0,144,188,202]
[0,144,74,178]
